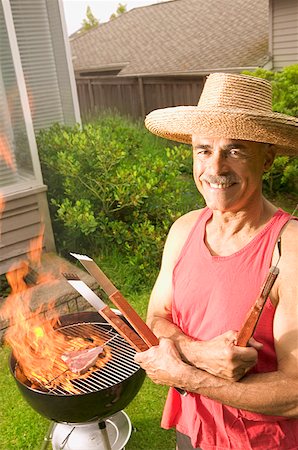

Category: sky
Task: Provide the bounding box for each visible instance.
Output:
[62,0,161,35]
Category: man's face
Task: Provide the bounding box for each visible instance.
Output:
[192,136,275,212]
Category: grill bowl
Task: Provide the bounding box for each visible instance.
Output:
[9,311,145,423]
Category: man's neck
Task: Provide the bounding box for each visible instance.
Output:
[205,198,277,256]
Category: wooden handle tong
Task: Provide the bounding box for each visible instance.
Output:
[236,233,283,346]
[67,254,187,396]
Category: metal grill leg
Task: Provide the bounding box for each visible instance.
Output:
[40,421,55,450]
[98,421,112,450]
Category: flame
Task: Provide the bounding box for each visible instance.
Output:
[27,87,35,118]
[0,194,4,239]
[0,195,4,215]
[0,134,16,171]
[28,224,44,268]
[33,326,44,338]
[0,225,110,394]
[0,226,63,388]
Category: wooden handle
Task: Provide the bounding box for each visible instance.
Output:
[236,267,279,347]
[99,306,149,352]
[110,291,160,347]
[109,292,187,396]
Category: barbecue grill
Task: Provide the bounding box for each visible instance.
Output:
[10,311,146,449]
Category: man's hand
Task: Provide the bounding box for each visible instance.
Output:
[135,331,263,385]
[134,338,188,387]
[190,331,263,381]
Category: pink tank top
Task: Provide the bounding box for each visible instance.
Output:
[161,207,298,449]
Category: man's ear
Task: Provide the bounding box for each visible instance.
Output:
[263,144,276,172]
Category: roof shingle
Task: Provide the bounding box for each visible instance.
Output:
[70,0,269,76]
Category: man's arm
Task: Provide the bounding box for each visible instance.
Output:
[135,220,298,417]
[147,210,262,381]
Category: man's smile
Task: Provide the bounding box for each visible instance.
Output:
[207,181,237,190]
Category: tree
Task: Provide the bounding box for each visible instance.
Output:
[81,6,99,31]
[110,3,127,21]
[243,65,298,198]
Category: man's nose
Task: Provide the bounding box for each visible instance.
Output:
[207,152,228,174]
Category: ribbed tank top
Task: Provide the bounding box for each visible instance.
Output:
[161,207,298,450]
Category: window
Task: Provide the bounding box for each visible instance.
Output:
[0,1,35,189]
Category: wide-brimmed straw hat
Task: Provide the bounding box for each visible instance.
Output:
[145,72,298,156]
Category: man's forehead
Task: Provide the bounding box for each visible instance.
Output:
[191,136,251,147]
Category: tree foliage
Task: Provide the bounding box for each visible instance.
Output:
[81,6,99,31]
[243,64,298,116]
[243,65,298,197]
[37,116,198,287]
[110,3,127,20]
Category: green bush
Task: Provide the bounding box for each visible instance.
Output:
[37,115,200,288]
[243,65,298,196]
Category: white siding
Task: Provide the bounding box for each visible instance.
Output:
[271,0,298,70]
[0,187,55,275]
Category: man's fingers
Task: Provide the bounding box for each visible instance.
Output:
[235,346,259,363]
[247,337,263,350]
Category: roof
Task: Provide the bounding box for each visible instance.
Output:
[70,0,269,77]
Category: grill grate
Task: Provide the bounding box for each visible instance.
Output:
[16,321,140,396]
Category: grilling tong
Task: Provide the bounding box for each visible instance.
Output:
[64,254,187,396]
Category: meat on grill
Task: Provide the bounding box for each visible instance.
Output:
[61,346,104,375]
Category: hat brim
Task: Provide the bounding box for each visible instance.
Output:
[145,106,298,156]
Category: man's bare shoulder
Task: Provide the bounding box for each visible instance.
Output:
[161,208,205,270]
[170,208,205,235]
[165,209,205,253]
[272,217,298,306]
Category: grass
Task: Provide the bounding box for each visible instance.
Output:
[0,345,49,450]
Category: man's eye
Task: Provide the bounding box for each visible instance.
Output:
[196,149,210,156]
[229,149,242,158]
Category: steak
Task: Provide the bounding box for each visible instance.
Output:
[61,346,104,375]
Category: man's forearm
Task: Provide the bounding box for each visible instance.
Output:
[148,315,260,380]
[177,364,298,418]
[148,315,199,365]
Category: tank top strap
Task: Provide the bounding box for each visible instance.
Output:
[174,207,211,270]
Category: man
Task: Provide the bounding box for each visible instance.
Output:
[135,73,298,449]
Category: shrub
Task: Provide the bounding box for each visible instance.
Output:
[243,65,298,197]
[37,115,201,288]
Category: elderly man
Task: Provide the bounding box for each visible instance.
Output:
[135,73,298,449]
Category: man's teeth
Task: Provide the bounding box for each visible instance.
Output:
[209,182,232,189]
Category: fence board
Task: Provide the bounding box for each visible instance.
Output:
[76,75,205,121]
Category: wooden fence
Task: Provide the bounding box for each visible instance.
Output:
[75,75,205,121]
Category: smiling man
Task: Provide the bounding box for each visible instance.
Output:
[135,73,298,449]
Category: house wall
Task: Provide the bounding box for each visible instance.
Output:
[271,0,298,70]
[0,186,55,274]
[0,0,80,276]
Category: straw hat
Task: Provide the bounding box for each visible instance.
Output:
[145,72,298,156]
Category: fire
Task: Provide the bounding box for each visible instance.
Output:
[0,133,16,172]
[33,326,44,338]
[0,226,111,394]
[0,194,4,239]
[28,223,44,267]
[0,195,4,215]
